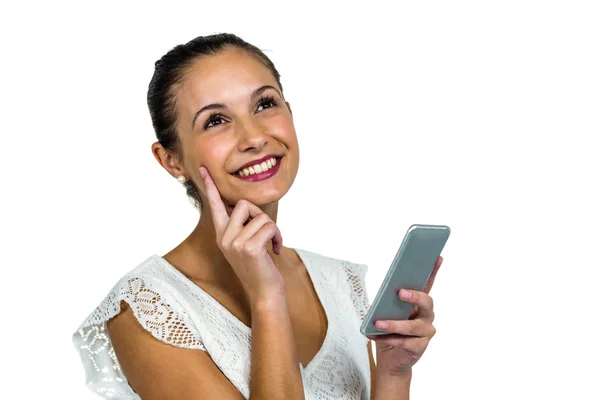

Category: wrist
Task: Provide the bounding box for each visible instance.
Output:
[374,369,412,400]
[250,292,287,312]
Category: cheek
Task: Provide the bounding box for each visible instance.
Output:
[270,116,298,147]
[193,138,230,168]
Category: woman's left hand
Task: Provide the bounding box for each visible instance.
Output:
[366,256,443,377]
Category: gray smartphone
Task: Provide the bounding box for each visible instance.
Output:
[360,224,451,336]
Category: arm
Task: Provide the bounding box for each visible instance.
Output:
[368,342,411,400]
[368,342,377,399]
[368,258,444,399]
[249,294,305,399]
[107,301,245,400]
[107,299,304,400]
[373,371,411,400]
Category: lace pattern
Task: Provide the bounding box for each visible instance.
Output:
[148,258,254,398]
[73,272,205,399]
[73,250,371,400]
[297,251,371,399]
[340,262,370,322]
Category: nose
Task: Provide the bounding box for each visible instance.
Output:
[236,118,269,153]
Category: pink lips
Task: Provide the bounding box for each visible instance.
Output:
[234,157,282,182]
[234,154,281,173]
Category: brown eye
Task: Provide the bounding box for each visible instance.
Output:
[204,114,226,129]
[257,96,277,112]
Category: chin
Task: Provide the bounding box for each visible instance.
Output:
[228,185,289,209]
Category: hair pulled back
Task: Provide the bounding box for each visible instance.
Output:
[147,33,285,209]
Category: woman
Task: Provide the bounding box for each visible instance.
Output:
[73,33,443,400]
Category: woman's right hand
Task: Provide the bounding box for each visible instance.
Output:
[199,166,285,304]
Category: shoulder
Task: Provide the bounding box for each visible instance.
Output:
[74,255,156,328]
[75,254,203,348]
[294,247,368,281]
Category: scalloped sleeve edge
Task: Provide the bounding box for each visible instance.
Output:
[72,274,206,399]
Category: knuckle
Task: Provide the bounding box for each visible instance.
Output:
[413,322,424,336]
[231,239,244,252]
[403,322,416,336]
[257,213,272,225]
[255,218,275,232]
[243,242,260,256]
[414,321,427,335]
[249,246,263,257]
[237,199,250,208]
[219,238,229,250]
[417,292,432,309]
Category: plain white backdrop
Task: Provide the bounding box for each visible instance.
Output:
[1,0,599,399]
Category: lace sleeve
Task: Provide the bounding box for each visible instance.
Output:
[340,262,370,322]
[73,274,205,399]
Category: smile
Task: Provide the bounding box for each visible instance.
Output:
[233,156,282,182]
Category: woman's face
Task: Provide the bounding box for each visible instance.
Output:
[172,47,299,209]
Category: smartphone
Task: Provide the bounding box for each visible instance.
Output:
[360,224,451,336]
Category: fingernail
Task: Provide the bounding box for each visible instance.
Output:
[400,289,412,299]
[376,321,388,330]
[199,168,205,178]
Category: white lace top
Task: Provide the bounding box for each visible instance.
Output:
[72,248,371,399]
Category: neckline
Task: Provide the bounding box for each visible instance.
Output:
[151,247,332,374]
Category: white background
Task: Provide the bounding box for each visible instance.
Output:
[1,0,599,399]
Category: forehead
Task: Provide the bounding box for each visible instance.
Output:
[177,48,278,111]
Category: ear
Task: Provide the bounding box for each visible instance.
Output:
[151,141,185,180]
[286,101,293,117]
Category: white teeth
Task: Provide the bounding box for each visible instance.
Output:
[237,157,280,177]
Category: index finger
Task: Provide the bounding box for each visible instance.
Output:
[422,256,443,294]
[400,289,435,320]
[200,167,229,234]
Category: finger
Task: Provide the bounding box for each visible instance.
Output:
[374,319,435,338]
[366,335,430,354]
[422,256,443,294]
[399,289,435,320]
[229,199,265,226]
[230,202,282,255]
[366,334,409,347]
[231,213,274,246]
[408,305,419,320]
[246,221,283,256]
[401,337,431,355]
[200,167,229,235]
[221,200,265,244]
[221,200,283,255]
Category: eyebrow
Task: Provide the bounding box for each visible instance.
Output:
[191,84,281,129]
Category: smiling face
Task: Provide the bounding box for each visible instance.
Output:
[170,47,300,209]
